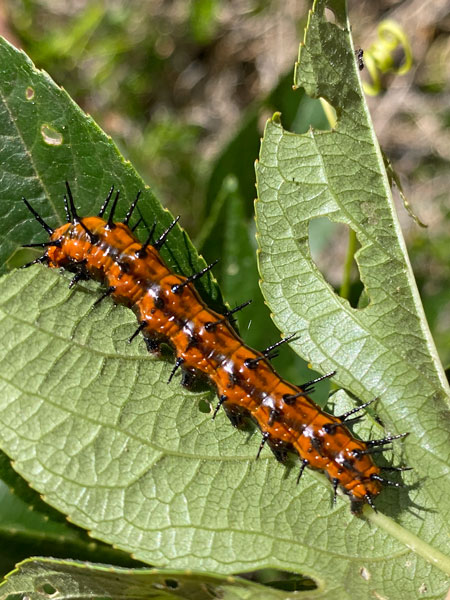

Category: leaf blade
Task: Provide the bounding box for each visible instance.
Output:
[0,9,448,599]
[255,0,450,595]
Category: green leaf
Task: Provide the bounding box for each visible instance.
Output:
[0,3,449,598]
[0,452,141,578]
[255,0,450,596]
[0,36,223,311]
[0,557,292,600]
[0,266,331,580]
[0,35,330,584]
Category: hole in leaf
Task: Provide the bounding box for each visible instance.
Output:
[25,86,34,100]
[164,578,179,589]
[237,569,317,592]
[198,398,211,413]
[359,566,371,581]
[5,595,26,600]
[38,583,57,595]
[308,217,365,308]
[40,124,63,146]
[324,8,336,23]
[6,246,40,270]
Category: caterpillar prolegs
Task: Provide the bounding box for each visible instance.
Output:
[22,182,409,513]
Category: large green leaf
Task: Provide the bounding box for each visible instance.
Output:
[255,0,450,596]
[0,33,355,586]
[1,266,347,577]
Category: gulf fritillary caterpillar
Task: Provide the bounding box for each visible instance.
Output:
[22,182,409,513]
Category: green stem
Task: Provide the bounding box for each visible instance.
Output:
[339,228,357,300]
[366,508,450,576]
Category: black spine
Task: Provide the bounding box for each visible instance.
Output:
[212,395,227,419]
[98,185,115,218]
[106,190,121,229]
[301,371,336,393]
[123,190,142,226]
[153,216,180,250]
[22,197,54,235]
[137,222,157,258]
[171,259,219,294]
[296,459,309,485]
[65,181,79,221]
[168,357,185,383]
[128,322,147,344]
[256,432,270,459]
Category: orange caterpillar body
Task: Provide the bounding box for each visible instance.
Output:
[23,183,407,512]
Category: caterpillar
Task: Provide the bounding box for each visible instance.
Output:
[22,182,409,513]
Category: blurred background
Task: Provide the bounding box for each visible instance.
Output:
[0,0,447,366]
[0,0,448,585]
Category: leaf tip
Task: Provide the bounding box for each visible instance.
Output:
[271,112,282,125]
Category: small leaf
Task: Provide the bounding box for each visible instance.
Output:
[0,557,291,600]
